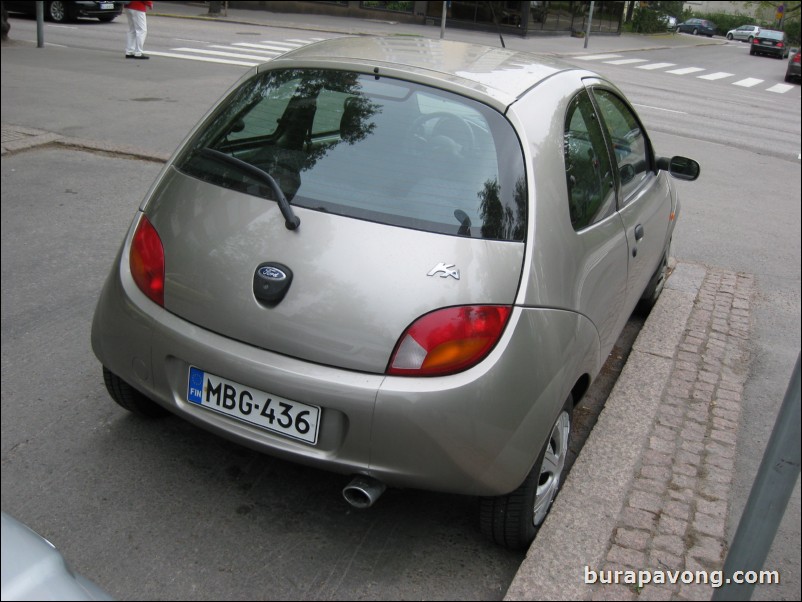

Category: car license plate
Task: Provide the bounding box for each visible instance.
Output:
[99,2,114,8]
[187,367,320,445]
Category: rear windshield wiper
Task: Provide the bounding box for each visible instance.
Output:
[197,147,300,231]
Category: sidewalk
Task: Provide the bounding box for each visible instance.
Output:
[0,5,769,601]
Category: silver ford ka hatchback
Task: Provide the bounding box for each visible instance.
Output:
[92,37,699,549]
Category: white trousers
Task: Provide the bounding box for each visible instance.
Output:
[126,9,148,56]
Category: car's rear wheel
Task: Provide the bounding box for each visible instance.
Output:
[479,395,572,550]
[103,367,170,418]
[692,27,699,35]
[748,36,754,42]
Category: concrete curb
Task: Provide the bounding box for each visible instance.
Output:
[1,124,170,162]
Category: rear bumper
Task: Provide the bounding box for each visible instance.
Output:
[92,250,599,497]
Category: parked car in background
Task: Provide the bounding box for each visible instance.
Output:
[4,1,123,24]
[750,29,790,58]
[1,512,113,600]
[676,17,717,37]
[91,36,699,551]
[786,49,802,82]
[726,24,761,42]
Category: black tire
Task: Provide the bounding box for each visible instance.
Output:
[480,395,572,550]
[727,33,733,40]
[637,239,671,315]
[103,367,170,418]
[46,1,70,23]
[750,48,756,55]
[747,36,754,43]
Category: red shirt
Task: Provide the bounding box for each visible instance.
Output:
[127,1,153,11]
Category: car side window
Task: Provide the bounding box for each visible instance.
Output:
[591,88,652,204]
[563,90,616,231]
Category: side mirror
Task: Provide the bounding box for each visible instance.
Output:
[658,156,700,181]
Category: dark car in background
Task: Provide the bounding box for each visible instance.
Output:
[4,1,123,23]
[750,29,790,58]
[786,49,802,82]
[676,18,716,37]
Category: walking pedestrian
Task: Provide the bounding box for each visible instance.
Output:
[125,1,154,60]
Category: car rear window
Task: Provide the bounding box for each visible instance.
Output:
[175,68,527,241]
[759,30,784,40]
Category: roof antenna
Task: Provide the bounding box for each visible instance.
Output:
[488,1,506,48]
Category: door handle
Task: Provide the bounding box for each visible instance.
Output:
[634,224,645,241]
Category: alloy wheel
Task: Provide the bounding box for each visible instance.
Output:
[532,409,570,526]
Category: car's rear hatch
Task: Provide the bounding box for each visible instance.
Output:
[146,67,528,374]
[146,171,523,373]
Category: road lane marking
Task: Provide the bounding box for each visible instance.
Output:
[666,67,706,75]
[174,48,273,61]
[604,58,649,65]
[697,71,734,80]
[144,51,259,66]
[637,62,676,70]
[574,54,622,60]
[733,78,764,87]
[766,83,796,93]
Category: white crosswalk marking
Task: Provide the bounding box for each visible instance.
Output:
[145,51,258,66]
[697,71,734,80]
[174,48,270,62]
[733,78,764,87]
[604,58,649,65]
[666,67,706,75]
[636,62,676,70]
[767,83,796,93]
[574,54,622,60]
[149,37,328,68]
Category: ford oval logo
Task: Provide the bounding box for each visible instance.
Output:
[258,266,287,281]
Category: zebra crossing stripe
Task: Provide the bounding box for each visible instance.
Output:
[637,62,676,70]
[209,45,281,56]
[666,67,705,75]
[766,83,796,93]
[604,58,649,65]
[733,78,763,87]
[697,72,734,80]
[574,54,622,60]
[174,48,272,62]
[144,51,258,67]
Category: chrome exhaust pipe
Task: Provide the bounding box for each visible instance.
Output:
[342,475,386,509]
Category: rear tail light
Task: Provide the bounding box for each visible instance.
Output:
[752,38,759,44]
[130,215,165,307]
[777,42,784,47]
[795,54,801,64]
[387,305,511,376]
